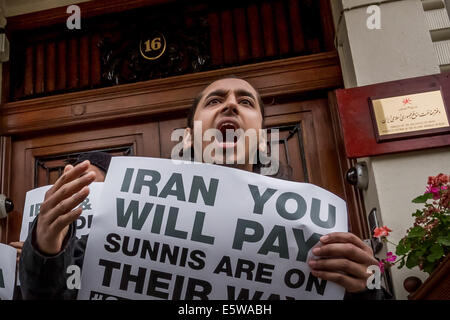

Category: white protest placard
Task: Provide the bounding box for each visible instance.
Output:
[79,157,348,300]
[20,185,51,242]
[20,183,104,242]
[74,182,104,240]
[0,243,17,300]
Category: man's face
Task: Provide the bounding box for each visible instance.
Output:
[188,78,264,167]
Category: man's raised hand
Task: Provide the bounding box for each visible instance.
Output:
[35,160,96,255]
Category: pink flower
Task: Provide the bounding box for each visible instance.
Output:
[378,261,385,274]
[425,185,448,200]
[386,252,397,262]
[428,174,449,187]
[374,226,392,238]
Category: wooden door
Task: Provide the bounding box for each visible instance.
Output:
[4,94,351,243]
[1,52,368,244]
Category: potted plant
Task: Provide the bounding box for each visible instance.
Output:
[374,173,450,275]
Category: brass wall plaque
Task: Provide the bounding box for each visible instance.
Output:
[369,90,450,141]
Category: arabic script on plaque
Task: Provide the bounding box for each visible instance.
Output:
[371,90,449,136]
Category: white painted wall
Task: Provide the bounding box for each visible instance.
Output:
[368,147,450,299]
[0,0,5,101]
[341,0,440,87]
[332,0,448,299]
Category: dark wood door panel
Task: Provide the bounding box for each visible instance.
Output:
[4,97,350,242]
[26,136,141,188]
[265,112,316,184]
[6,0,334,102]
[158,118,187,159]
[0,137,12,243]
[34,146,134,188]
[264,99,345,199]
[6,122,159,243]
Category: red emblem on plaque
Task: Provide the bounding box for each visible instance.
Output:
[402,97,412,105]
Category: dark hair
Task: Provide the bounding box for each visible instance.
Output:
[73,151,112,173]
[186,76,265,129]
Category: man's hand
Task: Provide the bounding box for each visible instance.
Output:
[9,241,24,265]
[35,160,96,255]
[307,232,378,293]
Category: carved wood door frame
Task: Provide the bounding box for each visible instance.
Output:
[0,52,369,243]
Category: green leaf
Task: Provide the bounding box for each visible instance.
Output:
[423,261,438,274]
[407,226,426,239]
[426,244,444,262]
[437,236,450,246]
[397,258,406,269]
[412,193,433,203]
[396,241,411,255]
[406,252,420,269]
[412,210,423,218]
[416,247,427,256]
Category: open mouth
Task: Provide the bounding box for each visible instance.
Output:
[216,120,241,148]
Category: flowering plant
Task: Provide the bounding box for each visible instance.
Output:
[375,174,450,275]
